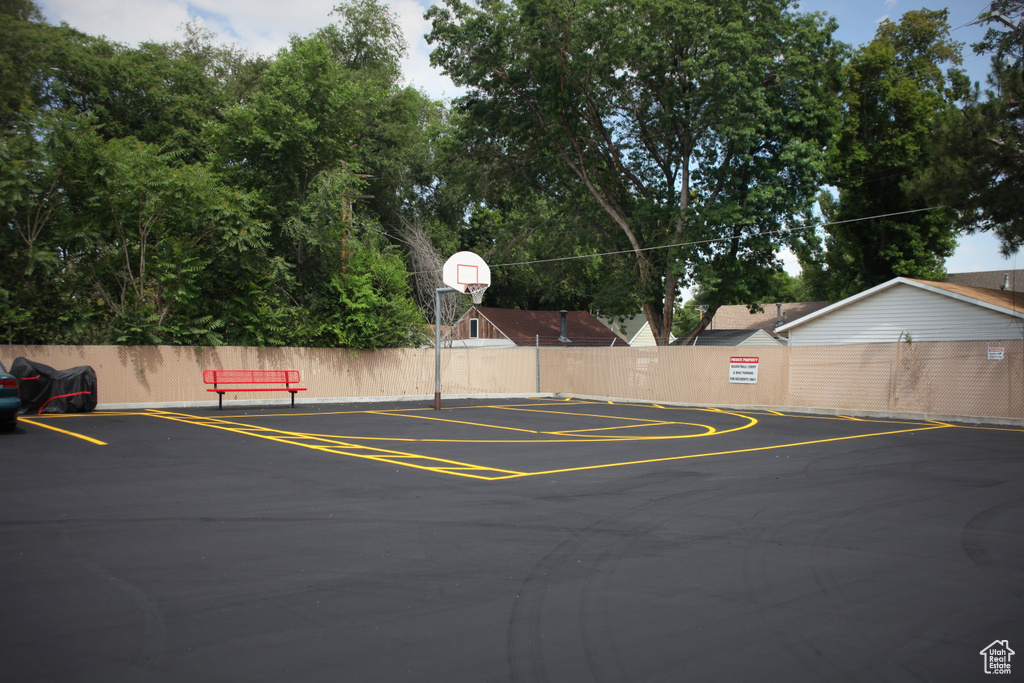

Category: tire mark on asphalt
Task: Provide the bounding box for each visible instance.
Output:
[507,534,575,683]
[962,497,1024,566]
[507,487,704,683]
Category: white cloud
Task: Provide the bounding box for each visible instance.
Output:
[393,0,464,98]
[36,0,461,99]
[39,0,192,44]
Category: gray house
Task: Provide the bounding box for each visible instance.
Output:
[775,277,1024,346]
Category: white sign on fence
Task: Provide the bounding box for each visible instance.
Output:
[988,347,1005,361]
[729,356,760,384]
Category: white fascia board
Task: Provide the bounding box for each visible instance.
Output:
[775,276,1024,335]
[774,278,908,333]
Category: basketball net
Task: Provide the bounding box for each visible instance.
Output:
[465,283,487,305]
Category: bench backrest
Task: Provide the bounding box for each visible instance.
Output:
[203,370,300,385]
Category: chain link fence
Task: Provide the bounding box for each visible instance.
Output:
[3,339,1020,422]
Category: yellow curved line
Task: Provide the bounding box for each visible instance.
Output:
[489,424,953,479]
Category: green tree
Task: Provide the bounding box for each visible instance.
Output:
[427,0,841,344]
[1,1,442,348]
[311,241,429,349]
[916,0,1024,255]
[0,0,42,20]
[56,129,271,345]
[819,9,967,298]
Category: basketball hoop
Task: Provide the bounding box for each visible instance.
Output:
[465,283,487,305]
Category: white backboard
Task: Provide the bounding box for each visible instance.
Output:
[442,251,491,294]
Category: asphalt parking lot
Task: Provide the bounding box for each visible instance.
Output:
[1,398,1022,682]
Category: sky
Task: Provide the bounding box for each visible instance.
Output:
[33,0,1020,277]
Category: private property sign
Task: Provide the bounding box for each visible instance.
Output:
[729,356,759,384]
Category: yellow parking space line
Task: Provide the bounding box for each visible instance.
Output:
[145,410,526,480]
[287,443,525,480]
[19,418,107,445]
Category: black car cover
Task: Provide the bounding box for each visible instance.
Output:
[9,357,98,414]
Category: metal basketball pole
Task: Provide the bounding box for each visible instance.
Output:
[434,287,456,410]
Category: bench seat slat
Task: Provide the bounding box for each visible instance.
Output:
[202,369,306,409]
[203,370,300,385]
[206,388,307,393]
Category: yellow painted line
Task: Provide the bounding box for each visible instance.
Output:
[21,411,151,418]
[496,406,693,424]
[548,421,715,436]
[938,423,1024,432]
[151,405,759,445]
[366,410,539,434]
[489,423,955,479]
[20,418,107,445]
[145,410,526,480]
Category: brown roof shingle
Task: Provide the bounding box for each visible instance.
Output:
[944,269,1024,293]
[907,279,1024,314]
[708,301,830,334]
[473,307,627,346]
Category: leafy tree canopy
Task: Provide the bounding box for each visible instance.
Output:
[915,0,1024,255]
[0,0,444,348]
[814,9,967,299]
[427,0,843,343]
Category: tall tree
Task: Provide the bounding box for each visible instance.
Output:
[427,0,841,344]
[916,0,1024,255]
[0,0,450,348]
[819,9,968,298]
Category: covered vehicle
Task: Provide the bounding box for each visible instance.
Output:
[0,361,20,432]
[9,357,97,415]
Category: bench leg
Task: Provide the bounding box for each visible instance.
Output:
[218,391,224,410]
[290,390,296,408]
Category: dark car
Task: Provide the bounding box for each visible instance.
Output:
[0,361,20,432]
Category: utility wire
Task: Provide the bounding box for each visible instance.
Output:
[483,206,942,271]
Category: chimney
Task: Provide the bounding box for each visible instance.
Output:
[776,302,783,327]
[559,310,571,343]
[1003,274,1010,290]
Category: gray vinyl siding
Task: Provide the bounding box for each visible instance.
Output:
[788,284,1023,346]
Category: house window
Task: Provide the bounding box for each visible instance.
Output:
[470,318,479,338]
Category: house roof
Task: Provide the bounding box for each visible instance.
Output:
[598,314,647,343]
[945,269,1024,293]
[775,277,1024,333]
[708,301,830,334]
[670,329,782,347]
[471,307,628,346]
[597,313,674,345]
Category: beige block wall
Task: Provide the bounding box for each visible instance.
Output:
[3,340,1021,421]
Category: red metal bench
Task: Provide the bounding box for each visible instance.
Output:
[202,370,306,409]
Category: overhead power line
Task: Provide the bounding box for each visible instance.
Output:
[484,206,943,270]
